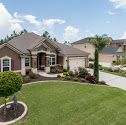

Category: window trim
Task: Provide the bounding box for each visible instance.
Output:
[25,57,31,67]
[1,56,11,72]
[50,55,56,66]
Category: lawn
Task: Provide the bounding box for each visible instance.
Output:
[1,81,126,125]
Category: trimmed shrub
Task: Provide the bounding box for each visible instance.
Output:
[23,76,31,83]
[28,72,37,79]
[99,81,106,85]
[80,78,86,82]
[63,72,69,76]
[68,71,74,77]
[50,65,63,73]
[73,77,79,81]
[57,74,61,78]
[63,69,67,72]
[74,70,79,77]
[86,74,96,84]
[78,67,88,78]
[66,76,71,80]
[0,72,23,97]
[89,63,94,69]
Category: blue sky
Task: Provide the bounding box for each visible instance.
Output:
[0,0,126,42]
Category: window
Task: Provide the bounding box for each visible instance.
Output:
[25,57,30,67]
[3,59,10,71]
[84,43,87,48]
[50,55,56,65]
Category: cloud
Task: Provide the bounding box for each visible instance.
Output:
[109,0,126,9]
[63,26,81,42]
[0,3,23,38]
[121,31,126,39]
[85,30,95,37]
[107,11,115,15]
[42,19,65,28]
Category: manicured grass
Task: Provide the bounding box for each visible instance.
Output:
[101,70,126,77]
[1,81,126,125]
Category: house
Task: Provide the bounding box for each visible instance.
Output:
[0,32,89,75]
[72,38,126,66]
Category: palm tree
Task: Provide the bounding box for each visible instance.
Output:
[89,34,112,82]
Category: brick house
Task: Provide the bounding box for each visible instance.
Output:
[0,32,89,75]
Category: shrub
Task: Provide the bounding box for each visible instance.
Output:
[78,67,88,78]
[23,76,31,83]
[74,70,79,77]
[63,69,67,72]
[0,72,23,97]
[89,63,94,69]
[89,58,94,61]
[63,72,69,76]
[99,81,106,85]
[68,71,74,77]
[86,74,96,84]
[57,74,61,78]
[28,72,37,79]
[66,76,71,80]
[50,65,63,73]
[80,78,86,82]
[26,69,31,75]
[73,77,78,81]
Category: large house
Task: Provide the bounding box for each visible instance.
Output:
[72,38,126,66]
[0,32,89,75]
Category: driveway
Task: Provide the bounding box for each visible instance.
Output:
[99,71,126,90]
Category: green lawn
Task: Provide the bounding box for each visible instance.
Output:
[1,81,126,125]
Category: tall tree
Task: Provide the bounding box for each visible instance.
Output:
[89,34,112,82]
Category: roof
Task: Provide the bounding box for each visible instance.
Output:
[55,42,90,56]
[101,46,119,54]
[8,32,43,54]
[112,39,126,43]
[72,38,89,44]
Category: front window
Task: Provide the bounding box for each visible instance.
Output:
[3,59,10,71]
[50,55,56,65]
[25,57,30,67]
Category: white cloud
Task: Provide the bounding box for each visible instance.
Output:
[63,26,81,42]
[121,31,126,39]
[42,19,65,28]
[85,30,95,37]
[109,0,126,9]
[0,3,23,38]
[107,11,115,15]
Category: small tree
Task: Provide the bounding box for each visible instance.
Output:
[89,35,112,82]
[0,72,23,114]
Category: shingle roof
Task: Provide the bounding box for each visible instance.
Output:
[72,38,89,44]
[101,46,119,54]
[112,39,126,43]
[6,32,90,56]
[9,32,43,54]
[55,42,90,56]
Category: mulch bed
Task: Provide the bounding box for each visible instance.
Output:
[0,103,25,122]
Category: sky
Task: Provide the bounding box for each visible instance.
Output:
[0,0,126,43]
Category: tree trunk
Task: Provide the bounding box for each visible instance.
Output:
[94,49,99,83]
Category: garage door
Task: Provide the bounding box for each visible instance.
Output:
[69,57,85,71]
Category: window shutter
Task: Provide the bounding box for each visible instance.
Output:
[11,59,14,71]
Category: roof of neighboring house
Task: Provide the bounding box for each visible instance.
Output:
[101,46,119,54]
[72,38,89,44]
[112,39,126,43]
[55,42,90,56]
[0,32,90,57]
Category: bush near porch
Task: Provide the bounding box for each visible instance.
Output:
[50,65,63,73]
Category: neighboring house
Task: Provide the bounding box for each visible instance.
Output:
[0,32,89,75]
[72,38,95,58]
[72,38,126,66]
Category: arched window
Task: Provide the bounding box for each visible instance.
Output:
[1,56,11,72]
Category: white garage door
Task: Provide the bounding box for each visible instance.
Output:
[69,57,85,71]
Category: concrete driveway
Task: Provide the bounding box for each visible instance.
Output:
[99,71,126,90]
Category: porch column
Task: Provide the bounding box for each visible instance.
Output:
[45,55,50,73]
[21,56,26,76]
[32,55,38,74]
[85,57,89,68]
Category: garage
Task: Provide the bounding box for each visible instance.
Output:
[69,57,86,71]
